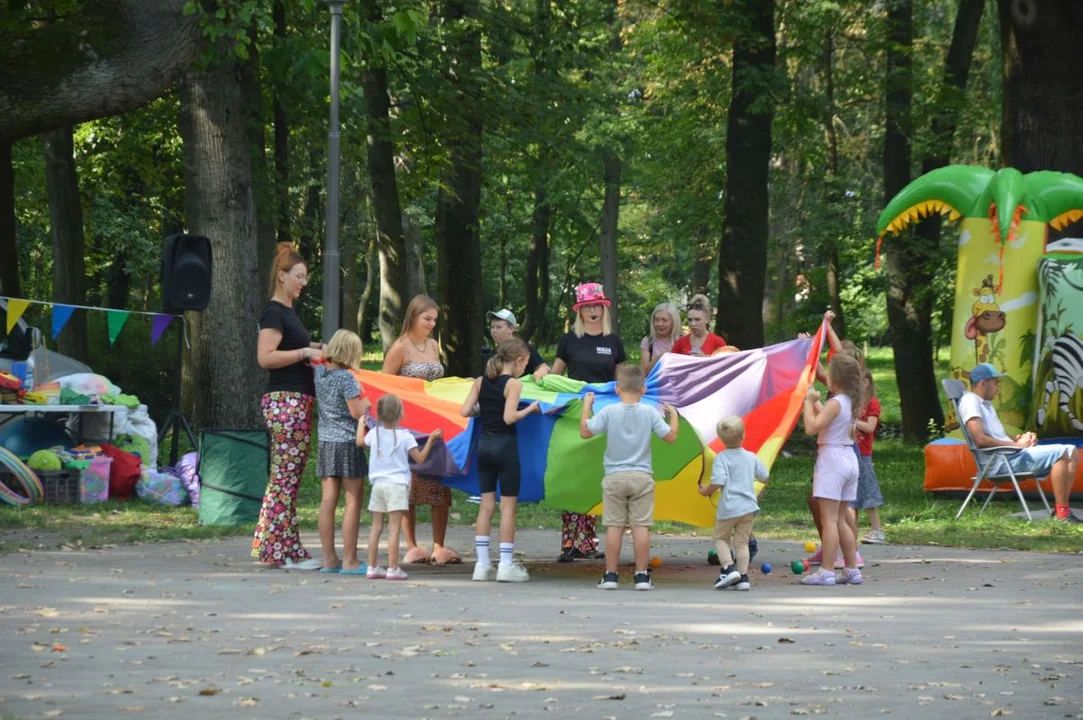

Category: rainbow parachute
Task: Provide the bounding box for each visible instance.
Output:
[354,322,824,528]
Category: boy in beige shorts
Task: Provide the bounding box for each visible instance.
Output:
[580,365,678,591]
[699,415,768,591]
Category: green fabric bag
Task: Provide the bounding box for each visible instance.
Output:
[197,429,269,526]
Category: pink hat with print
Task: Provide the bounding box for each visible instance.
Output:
[572,282,612,312]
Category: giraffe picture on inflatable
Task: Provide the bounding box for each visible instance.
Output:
[965,274,1005,365]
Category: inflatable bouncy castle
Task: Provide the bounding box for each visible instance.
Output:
[876,166,1083,497]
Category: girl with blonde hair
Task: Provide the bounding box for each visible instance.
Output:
[640,303,681,372]
[313,329,371,574]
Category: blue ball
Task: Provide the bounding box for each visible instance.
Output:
[760,562,772,574]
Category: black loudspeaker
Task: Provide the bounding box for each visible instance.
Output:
[162,234,213,312]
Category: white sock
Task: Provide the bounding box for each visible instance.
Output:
[475,536,490,565]
[499,542,514,567]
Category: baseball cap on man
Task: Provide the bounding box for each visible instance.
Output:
[969,362,1007,385]
[486,309,517,327]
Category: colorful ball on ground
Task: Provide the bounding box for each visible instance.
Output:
[791,559,805,574]
[802,558,810,571]
[650,556,662,568]
[804,541,817,553]
[760,562,772,574]
[707,550,720,566]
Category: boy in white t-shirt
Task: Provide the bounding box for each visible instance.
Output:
[357,394,441,579]
[580,365,678,591]
[699,416,768,590]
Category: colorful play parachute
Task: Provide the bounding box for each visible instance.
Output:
[353,324,824,528]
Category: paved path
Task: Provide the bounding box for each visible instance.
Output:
[2,528,1082,719]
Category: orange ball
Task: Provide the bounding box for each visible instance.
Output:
[650,556,662,568]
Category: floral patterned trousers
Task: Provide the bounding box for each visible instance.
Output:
[252,391,314,564]
[561,512,600,554]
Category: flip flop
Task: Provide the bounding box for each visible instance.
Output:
[339,564,369,576]
[402,546,431,565]
[319,562,343,574]
[430,547,462,566]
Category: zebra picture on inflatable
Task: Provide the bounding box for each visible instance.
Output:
[1036,334,1083,433]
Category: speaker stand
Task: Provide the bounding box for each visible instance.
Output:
[158,316,196,467]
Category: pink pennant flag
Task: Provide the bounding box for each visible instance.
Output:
[151,314,174,346]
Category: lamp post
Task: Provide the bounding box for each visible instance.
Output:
[322,0,348,340]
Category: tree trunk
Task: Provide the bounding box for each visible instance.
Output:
[881,0,943,440]
[716,0,776,350]
[272,0,291,245]
[999,0,1083,173]
[360,0,410,350]
[42,125,88,362]
[403,213,427,298]
[692,224,712,297]
[822,30,845,339]
[178,58,263,430]
[521,182,551,343]
[0,0,202,142]
[242,36,277,296]
[358,237,378,341]
[0,140,18,297]
[434,0,483,378]
[599,152,621,336]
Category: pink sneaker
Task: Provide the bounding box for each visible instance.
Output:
[366,565,387,579]
[833,550,865,569]
[800,568,836,586]
[808,547,823,565]
[385,566,409,581]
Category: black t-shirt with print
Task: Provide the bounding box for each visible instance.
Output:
[555,331,627,384]
[260,301,315,396]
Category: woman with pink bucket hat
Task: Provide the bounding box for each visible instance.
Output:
[549,282,627,562]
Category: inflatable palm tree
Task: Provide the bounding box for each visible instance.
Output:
[876,165,1083,433]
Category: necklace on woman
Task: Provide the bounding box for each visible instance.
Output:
[408,333,428,354]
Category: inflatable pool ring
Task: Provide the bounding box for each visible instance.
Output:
[0,446,44,505]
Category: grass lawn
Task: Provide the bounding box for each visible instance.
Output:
[2,348,1081,554]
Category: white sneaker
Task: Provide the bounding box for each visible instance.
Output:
[385,566,409,581]
[835,567,863,585]
[466,495,482,504]
[283,558,323,571]
[366,565,387,579]
[800,568,836,586]
[735,578,751,591]
[862,530,886,544]
[496,562,530,583]
[472,562,496,581]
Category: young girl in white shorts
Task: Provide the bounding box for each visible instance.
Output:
[800,353,864,587]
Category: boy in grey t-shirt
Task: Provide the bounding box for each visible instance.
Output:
[699,415,769,591]
[580,365,678,591]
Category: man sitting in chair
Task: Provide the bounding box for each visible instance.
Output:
[959,363,1081,524]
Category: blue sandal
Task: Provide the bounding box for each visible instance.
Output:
[319,562,343,574]
[339,564,368,576]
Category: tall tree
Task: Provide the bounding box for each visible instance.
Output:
[716,0,776,350]
[272,0,291,245]
[880,0,943,440]
[999,0,1083,173]
[597,0,624,335]
[360,0,411,349]
[42,125,88,362]
[434,0,484,377]
[821,29,845,339]
[0,140,17,297]
[178,57,263,429]
[519,0,554,343]
[0,0,202,142]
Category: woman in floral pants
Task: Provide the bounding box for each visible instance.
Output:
[252,243,326,569]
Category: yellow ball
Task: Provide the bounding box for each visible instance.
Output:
[804,541,817,553]
[650,556,662,568]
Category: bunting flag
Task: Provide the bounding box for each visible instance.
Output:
[151,314,174,346]
[351,320,825,528]
[106,310,130,346]
[4,298,29,333]
[51,304,75,339]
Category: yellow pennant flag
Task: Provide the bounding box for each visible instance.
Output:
[5,298,29,333]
